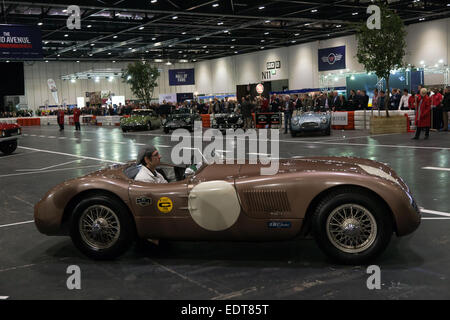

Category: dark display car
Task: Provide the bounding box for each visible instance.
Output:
[162,108,201,133]
[34,157,421,264]
[211,113,244,131]
[0,123,21,155]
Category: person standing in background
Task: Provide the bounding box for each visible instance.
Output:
[408,91,416,110]
[398,89,411,110]
[372,88,379,110]
[73,106,81,131]
[57,108,65,131]
[283,95,293,134]
[442,87,450,131]
[412,88,432,140]
[431,88,443,131]
[360,90,369,110]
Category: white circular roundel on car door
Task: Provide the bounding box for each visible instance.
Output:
[188,181,241,231]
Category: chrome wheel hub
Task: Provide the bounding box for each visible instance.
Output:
[79,205,121,250]
[326,204,377,254]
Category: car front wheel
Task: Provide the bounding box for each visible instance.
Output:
[0,139,18,155]
[70,194,136,260]
[312,188,393,265]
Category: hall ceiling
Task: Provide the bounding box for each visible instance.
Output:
[0,0,449,62]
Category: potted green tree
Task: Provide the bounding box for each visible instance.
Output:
[355,2,408,134]
[123,61,160,106]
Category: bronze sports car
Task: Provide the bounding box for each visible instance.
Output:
[34,157,421,264]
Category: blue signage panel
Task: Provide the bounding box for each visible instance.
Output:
[176,92,194,102]
[0,24,43,59]
[169,68,195,86]
[318,46,346,71]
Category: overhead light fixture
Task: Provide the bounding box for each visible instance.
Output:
[37,22,43,26]
[71,79,76,83]
[350,75,355,80]
[231,46,235,48]
[439,59,444,64]
[291,40,296,43]
[166,61,172,65]
[172,16,178,19]
[234,51,238,54]
[294,33,299,36]
[151,0,157,3]
[154,59,163,62]
[91,43,95,46]
[264,32,269,35]
[193,59,197,62]
[87,25,92,28]
[45,60,49,63]
[352,12,358,16]
[258,6,265,10]
[182,32,186,35]
[108,52,111,55]
[420,60,425,65]
[336,25,342,28]
[109,76,114,82]
[179,59,188,63]
[113,35,118,39]
[152,37,157,41]
[73,49,77,52]
[265,20,271,23]
[202,46,207,48]
[217,22,223,25]
[127,75,132,80]
[139,27,145,30]
[224,30,229,33]
[260,46,265,49]
[112,61,116,63]
[261,40,265,42]
[95,77,100,82]
[311,9,318,13]
[64,34,69,37]
[212,3,219,7]
[57,54,61,57]
[231,39,236,41]
[196,37,200,40]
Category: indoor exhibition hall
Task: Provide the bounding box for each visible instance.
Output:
[0,0,449,304]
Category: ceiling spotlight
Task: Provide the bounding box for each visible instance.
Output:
[64,34,68,37]
[261,40,265,42]
[113,35,118,39]
[71,79,76,83]
[37,22,43,26]
[439,59,444,64]
[139,27,145,30]
[224,30,229,33]
[45,60,49,63]
[151,0,157,3]
[265,20,271,23]
[234,51,238,54]
[87,25,92,28]
[166,61,172,65]
[178,50,183,53]
[419,17,425,21]
[76,60,80,63]
[212,3,219,7]
[258,6,265,10]
[336,25,342,28]
[152,37,157,40]
[108,52,111,55]
[294,33,299,36]
[264,32,269,35]
[304,23,311,26]
[182,32,186,35]
[154,59,163,62]
[291,40,296,43]
[193,59,197,62]
[172,16,178,19]
[203,46,207,48]
[145,50,149,53]
[73,49,77,52]
[112,60,116,63]
[44,41,49,44]
[231,46,235,48]
[127,75,132,80]
[196,37,200,40]
[231,39,236,41]
[109,76,114,82]
[205,50,209,53]
[57,54,61,57]
[260,46,265,49]
[217,22,223,25]
[311,9,318,13]
[420,60,425,65]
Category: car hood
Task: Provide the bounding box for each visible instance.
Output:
[121,116,150,125]
[293,112,329,121]
[0,123,20,130]
[239,157,408,191]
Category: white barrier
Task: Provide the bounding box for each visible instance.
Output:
[354,110,416,130]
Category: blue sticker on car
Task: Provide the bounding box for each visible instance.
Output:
[268,221,292,229]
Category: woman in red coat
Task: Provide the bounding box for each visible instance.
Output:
[57,108,65,131]
[412,88,431,140]
[408,91,416,110]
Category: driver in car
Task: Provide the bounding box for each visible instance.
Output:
[135,145,168,183]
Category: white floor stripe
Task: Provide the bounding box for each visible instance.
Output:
[15,159,82,172]
[0,164,103,178]
[18,146,125,164]
[0,220,34,228]
[422,218,450,220]
[420,208,450,217]
[422,167,450,172]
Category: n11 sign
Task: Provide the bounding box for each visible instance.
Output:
[169,69,195,86]
[0,24,43,59]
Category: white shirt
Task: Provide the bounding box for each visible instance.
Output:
[135,166,168,184]
[398,94,411,110]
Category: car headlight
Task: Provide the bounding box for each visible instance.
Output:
[237,118,243,125]
[292,118,299,125]
[185,117,191,123]
[1,131,4,137]
[17,128,21,135]
[321,117,327,124]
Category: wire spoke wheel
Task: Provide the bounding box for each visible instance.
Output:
[79,205,121,250]
[326,204,377,254]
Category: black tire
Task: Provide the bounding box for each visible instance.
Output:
[291,132,297,138]
[0,139,17,155]
[325,126,331,136]
[69,194,136,260]
[122,128,127,133]
[163,127,170,134]
[312,188,393,265]
[146,122,152,131]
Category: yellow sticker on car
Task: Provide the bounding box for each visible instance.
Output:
[157,197,173,213]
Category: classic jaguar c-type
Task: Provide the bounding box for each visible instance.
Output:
[34,157,421,264]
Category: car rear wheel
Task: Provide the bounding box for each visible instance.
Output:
[0,140,18,155]
[70,194,136,260]
[122,128,127,133]
[312,189,393,265]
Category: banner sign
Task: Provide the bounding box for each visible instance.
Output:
[0,24,43,58]
[176,92,194,102]
[255,113,281,126]
[159,93,177,104]
[331,112,348,126]
[169,68,195,86]
[318,46,346,71]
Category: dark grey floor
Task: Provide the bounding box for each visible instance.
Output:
[0,125,449,300]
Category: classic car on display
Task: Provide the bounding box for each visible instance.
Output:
[0,123,21,155]
[120,109,161,132]
[211,113,244,131]
[162,108,201,133]
[34,156,421,264]
[290,111,331,136]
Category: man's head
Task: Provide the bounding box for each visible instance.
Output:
[137,145,161,168]
[403,89,409,95]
